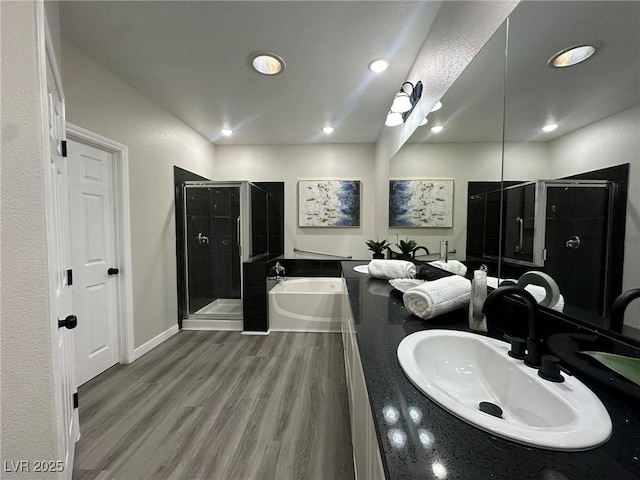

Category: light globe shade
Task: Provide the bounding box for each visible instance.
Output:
[385,111,403,127]
[391,91,412,113]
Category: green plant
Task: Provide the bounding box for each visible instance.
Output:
[365,238,389,254]
[396,238,418,254]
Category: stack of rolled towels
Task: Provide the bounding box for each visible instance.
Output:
[403,275,472,320]
[368,259,416,280]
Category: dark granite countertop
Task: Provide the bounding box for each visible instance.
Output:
[341,260,640,480]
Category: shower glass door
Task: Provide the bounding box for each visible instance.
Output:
[543,181,614,317]
[183,182,243,317]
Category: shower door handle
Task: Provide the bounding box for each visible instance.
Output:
[236,216,242,256]
[515,217,524,253]
[566,236,581,249]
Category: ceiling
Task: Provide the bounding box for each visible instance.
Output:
[408,1,640,144]
[60,1,442,145]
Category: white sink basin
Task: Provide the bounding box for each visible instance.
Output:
[397,330,612,450]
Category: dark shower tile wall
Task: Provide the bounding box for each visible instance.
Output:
[174,166,210,327]
[186,187,218,312]
[255,182,284,257]
[210,187,241,299]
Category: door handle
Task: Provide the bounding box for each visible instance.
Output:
[107,268,119,275]
[58,315,78,329]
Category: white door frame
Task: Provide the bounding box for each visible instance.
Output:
[38,2,78,475]
[66,123,135,365]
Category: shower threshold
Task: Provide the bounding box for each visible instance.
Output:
[194,298,242,316]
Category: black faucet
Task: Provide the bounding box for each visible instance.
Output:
[610,288,640,333]
[482,285,542,367]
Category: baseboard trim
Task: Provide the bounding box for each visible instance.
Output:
[270,328,341,334]
[241,330,271,335]
[182,319,243,331]
[133,324,179,360]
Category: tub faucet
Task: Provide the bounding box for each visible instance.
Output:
[482,285,541,367]
[610,288,640,333]
[272,261,286,280]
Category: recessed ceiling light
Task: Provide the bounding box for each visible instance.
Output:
[322,126,334,134]
[430,125,444,133]
[542,123,558,132]
[548,45,596,68]
[369,59,389,73]
[220,128,233,136]
[419,117,428,126]
[251,52,285,75]
[430,101,443,112]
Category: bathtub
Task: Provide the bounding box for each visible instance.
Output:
[268,277,346,332]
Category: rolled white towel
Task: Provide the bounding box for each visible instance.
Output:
[403,276,471,320]
[368,260,416,280]
[428,260,468,276]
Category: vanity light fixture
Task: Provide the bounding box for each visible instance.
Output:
[419,117,428,126]
[542,123,558,132]
[321,126,334,134]
[369,59,389,73]
[548,45,596,68]
[250,52,285,75]
[386,81,423,126]
[430,100,443,112]
[220,128,233,136]
[430,125,444,133]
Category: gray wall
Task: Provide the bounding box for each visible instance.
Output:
[62,40,217,348]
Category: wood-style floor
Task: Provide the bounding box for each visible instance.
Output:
[73,331,354,480]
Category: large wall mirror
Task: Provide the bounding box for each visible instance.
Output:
[390,1,639,341]
[502,1,639,340]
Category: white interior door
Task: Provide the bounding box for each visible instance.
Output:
[68,139,120,386]
[44,33,78,477]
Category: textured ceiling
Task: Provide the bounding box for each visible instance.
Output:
[60,1,442,145]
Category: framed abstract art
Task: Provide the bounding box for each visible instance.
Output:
[298,180,360,227]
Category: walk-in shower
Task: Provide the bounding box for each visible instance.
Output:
[180,181,273,323]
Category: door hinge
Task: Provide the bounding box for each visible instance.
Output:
[61,140,67,158]
[73,392,78,409]
[67,269,73,286]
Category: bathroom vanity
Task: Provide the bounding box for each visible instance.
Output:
[341,261,640,480]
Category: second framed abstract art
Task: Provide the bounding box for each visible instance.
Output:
[389,179,454,227]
